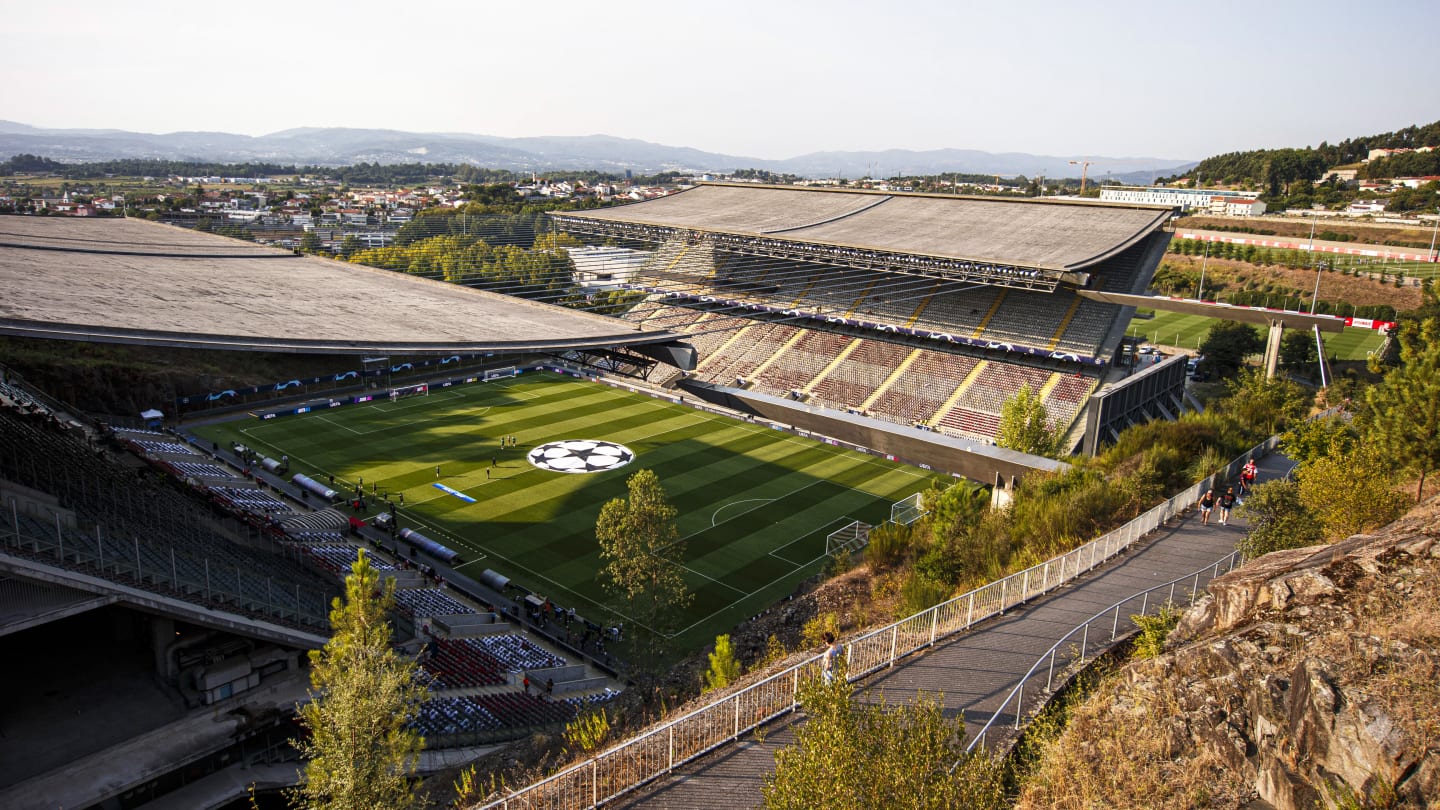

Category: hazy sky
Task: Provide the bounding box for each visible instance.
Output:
[3,0,1437,161]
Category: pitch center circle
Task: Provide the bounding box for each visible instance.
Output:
[527,440,635,474]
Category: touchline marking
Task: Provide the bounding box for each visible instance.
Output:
[714,411,931,481]
[314,414,363,435]
[681,564,749,596]
[672,552,830,638]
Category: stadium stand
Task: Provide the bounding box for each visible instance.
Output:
[806,339,908,412]
[0,403,336,629]
[751,329,854,396]
[412,691,616,747]
[606,228,1162,445]
[394,587,479,618]
[870,349,980,427]
[421,635,565,689]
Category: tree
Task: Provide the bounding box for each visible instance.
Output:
[1236,479,1325,559]
[762,676,1005,810]
[1216,369,1310,437]
[1280,413,1358,467]
[595,468,692,670]
[1362,317,1440,501]
[703,634,742,692]
[1278,329,1320,378]
[996,384,1057,456]
[1198,321,1265,379]
[292,549,427,810]
[1296,443,1408,539]
[299,230,323,254]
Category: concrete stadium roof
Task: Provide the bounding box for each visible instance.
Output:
[1076,290,1346,332]
[0,217,680,354]
[560,183,1174,272]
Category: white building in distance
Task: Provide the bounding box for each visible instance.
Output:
[1099,185,1262,213]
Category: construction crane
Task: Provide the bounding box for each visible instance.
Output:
[1069,159,1095,194]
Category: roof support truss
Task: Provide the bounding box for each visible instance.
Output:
[549,216,1080,292]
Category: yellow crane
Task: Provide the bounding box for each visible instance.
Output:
[1069,159,1095,194]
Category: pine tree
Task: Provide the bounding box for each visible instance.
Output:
[703,634,742,692]
[1363,317,1440,502]
[291,549,427,810]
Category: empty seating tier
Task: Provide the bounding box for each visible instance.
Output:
[868,349,979,426]
[807,339,911,412]
[0,405,336,629]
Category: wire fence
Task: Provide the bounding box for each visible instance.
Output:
[472,434,1279,809]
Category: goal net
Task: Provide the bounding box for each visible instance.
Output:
[890,492,926,526]
[825,520,871,558]
[483,366,518,382]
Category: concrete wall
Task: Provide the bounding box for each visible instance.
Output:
[677,380,1065,486]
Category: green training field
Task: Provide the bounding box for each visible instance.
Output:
[1127,309,1385,361]
[192,372,933,651]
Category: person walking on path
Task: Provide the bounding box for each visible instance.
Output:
[821,632,842,684]
[1240,460,1257,496]
[1218,486,1238,525]
[1198,489,1216,526]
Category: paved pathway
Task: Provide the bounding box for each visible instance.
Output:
[615,452,1294,809]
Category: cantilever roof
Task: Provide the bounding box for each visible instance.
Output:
[560,184,1174,272]
[0,217,675,354]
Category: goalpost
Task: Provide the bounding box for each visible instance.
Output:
[890,492,927,526]
[483,366,519,382]
[825,520,871,558]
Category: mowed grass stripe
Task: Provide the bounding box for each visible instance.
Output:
[192,373,934,651]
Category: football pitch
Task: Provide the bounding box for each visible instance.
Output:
[191,372,934,650]
[1127,309,1385,360]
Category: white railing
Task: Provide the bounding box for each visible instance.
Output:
[962,550,1243,757]
[473,435,1278,809]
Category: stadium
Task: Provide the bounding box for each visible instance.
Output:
[0,184,1184,808]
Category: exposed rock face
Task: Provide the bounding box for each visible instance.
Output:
[1162,501,1440,809]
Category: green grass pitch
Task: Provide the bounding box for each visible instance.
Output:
[191,372,934,650]
[1127,310,1384,361]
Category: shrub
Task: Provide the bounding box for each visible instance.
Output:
[1132,604,1182,658]
[864,521,912,571]
[801,612,840,651]
[1237,480,1325,559]
[898,571,952,617]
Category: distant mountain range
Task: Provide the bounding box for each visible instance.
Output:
[0,121,1195,184]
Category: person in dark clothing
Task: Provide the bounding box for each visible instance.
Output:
[1198,489,1216,526]
[1240,460,1257,496]
[1218,487,1237,526]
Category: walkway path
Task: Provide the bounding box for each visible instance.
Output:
[614,452,1294,809]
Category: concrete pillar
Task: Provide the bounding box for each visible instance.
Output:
[151,616,175,678]
[1264,319,1285,379]
[991,473,1016,510]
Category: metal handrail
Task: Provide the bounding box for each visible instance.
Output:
[961,550,1242,757]
[473,435,1277,809]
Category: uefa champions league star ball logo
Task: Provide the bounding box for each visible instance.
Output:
[527,440,635,474]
